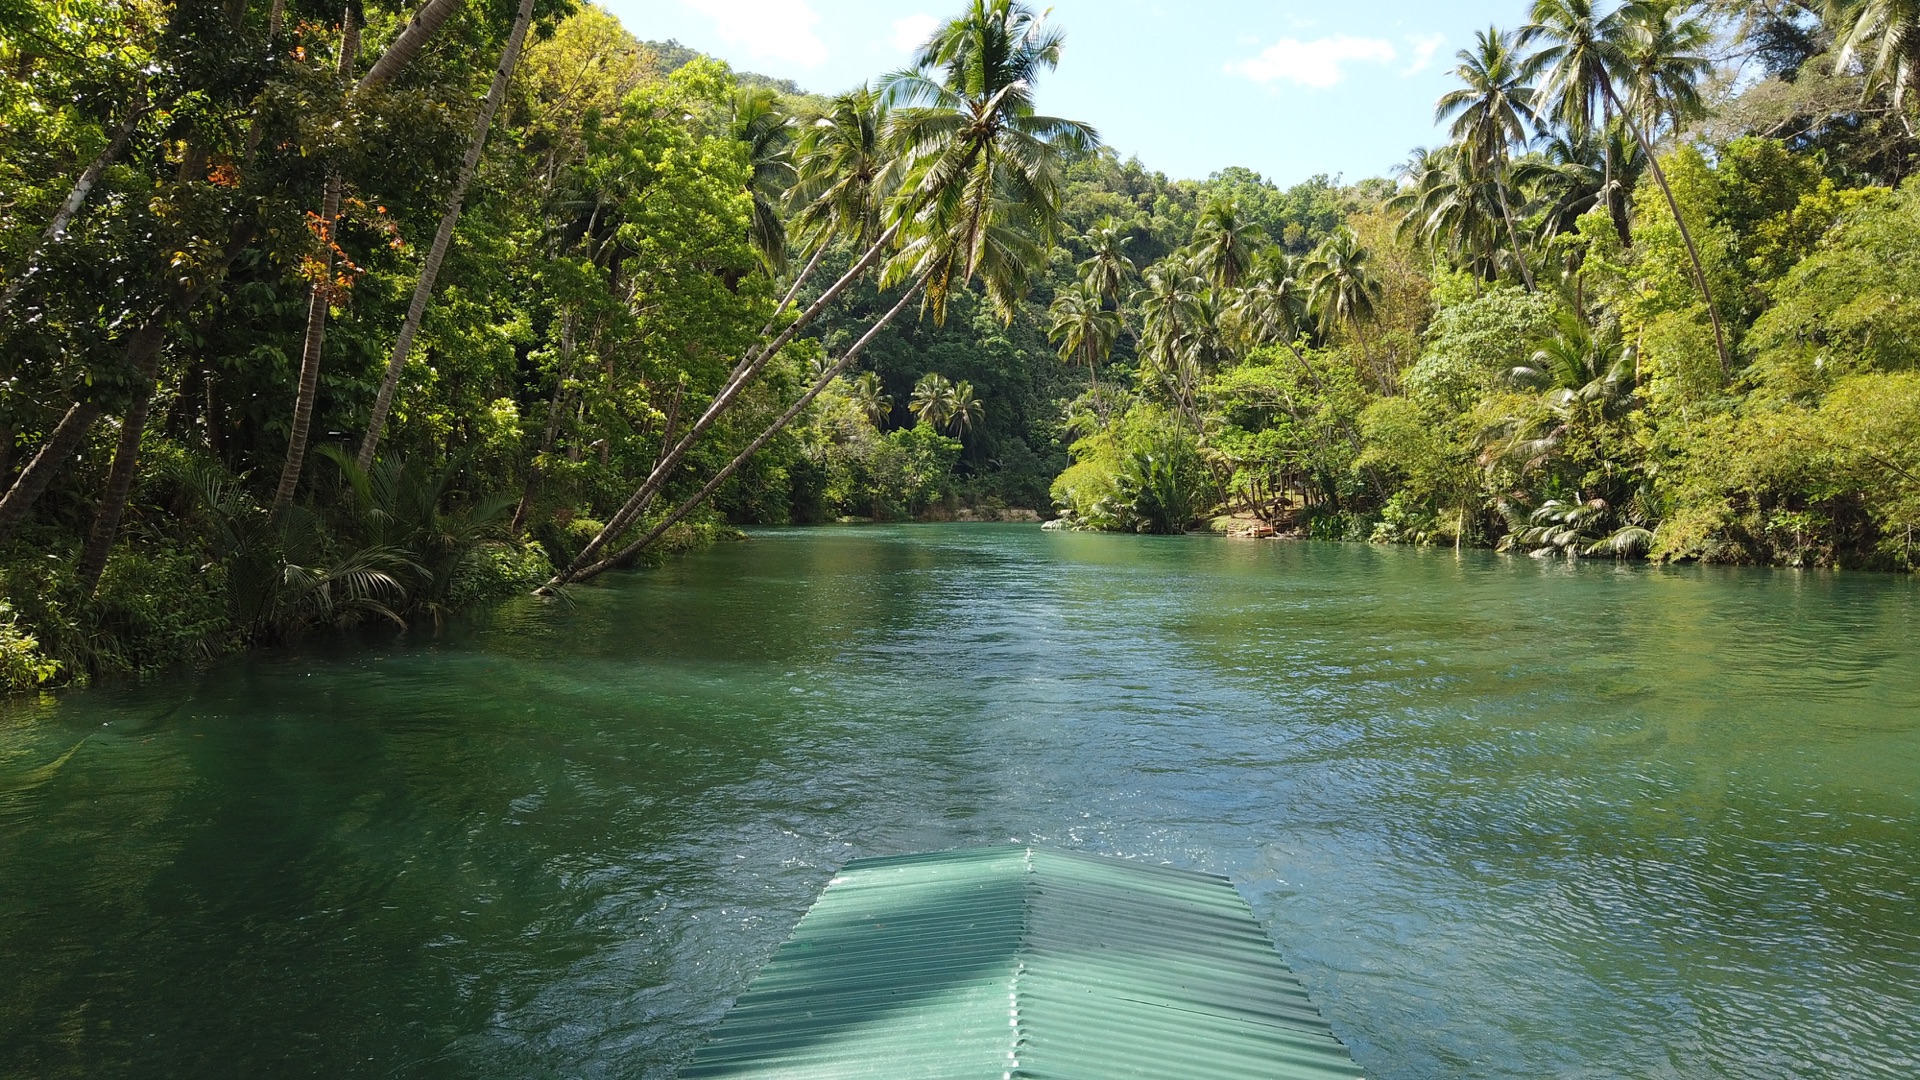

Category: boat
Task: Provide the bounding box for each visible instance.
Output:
[681,845,1363,1079]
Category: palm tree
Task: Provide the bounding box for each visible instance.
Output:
[1436,25,1543,290]
[1049,281,1121,389]
[881,0,1099,322]
[1522,0,1731,378]
[1825,0,1920,123]
[1619,1,1713,136]
[732,86,798,274]
[1488,308,1637,473]
[848,371,893,424]
[1391,145,1512,281]
[1513,124,1644,244]
[551,0,1098,587]
[1303,228,1385,386]
[790,85,896,257]
[911,373,957,428]
[946,379,983,434]
[1189,198,1265,290]
[1077,215,1137,307]
[1229,248,1322,387]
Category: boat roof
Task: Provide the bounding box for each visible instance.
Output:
[680,845,1362,1079]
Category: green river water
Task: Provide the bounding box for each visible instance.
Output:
[1,525,1917,1079]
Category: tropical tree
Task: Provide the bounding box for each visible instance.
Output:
[880,0,1099,321]
[848,371,893,424]
[1391,145,1514,280]
[1522,0,1731,377]
[1303,228,1385,386]
[1513,123,1645,244]
[911,372,957,428]
[790,85,896,257]
[1436,25,1544,290]
[1825,0,1920,121]
[732,86,798,273]
[1619,0,1714,136]
[1229,248,1322,386]
[351,0,538,476]
[946,379,984,434]
[1077,215,1137,307]
[550,0,1098,586]
[1049,281,1121,388]
[1189,197,1265,289]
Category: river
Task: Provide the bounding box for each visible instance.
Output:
[2,525,1916,1078]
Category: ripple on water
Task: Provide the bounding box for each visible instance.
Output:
[0,529,1916,1080]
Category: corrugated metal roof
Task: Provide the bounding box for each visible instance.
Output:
[680,846,1362,1080]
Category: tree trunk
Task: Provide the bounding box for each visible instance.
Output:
[273,7,359,510]
[0,94,147,321]
[356,0,466,94]
[1494,170,1537,292]
[0,401,102,544]
[1609,84,1731,380]
[357,0,535,470]
[0,0,460,540]
[75,353,163,592]
[560,281,925,587]
[553,223,903,582]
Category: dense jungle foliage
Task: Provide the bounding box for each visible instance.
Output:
[2,0,1917,691]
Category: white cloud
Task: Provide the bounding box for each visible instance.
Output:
[1400,34,1447,78]
[677,0,828,68]
[1227,36,1400,90]
[891,13,940,53]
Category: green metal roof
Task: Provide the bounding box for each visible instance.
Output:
[680,846,1363,1080]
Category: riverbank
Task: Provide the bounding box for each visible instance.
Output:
[0,519,745,697]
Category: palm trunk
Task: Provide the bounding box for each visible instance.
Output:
[355,0,466,94]
[357,0,535,471]
[273,7,359,509]
[563,280,925,586]
[1607,84,1731,380]
[1494,170,1536,292]
[1284,339,1324,391]
[0,95,147,321]
[552,223,901,583]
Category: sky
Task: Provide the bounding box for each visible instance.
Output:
[599,0,1528,187]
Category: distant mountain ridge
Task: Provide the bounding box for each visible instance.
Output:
[641,38,809,97]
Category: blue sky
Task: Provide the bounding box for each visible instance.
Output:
[599,0,1527,186]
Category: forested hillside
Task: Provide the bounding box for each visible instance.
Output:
[2,0,1917,693]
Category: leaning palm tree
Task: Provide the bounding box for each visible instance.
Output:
[548,1,1099,589]
[1230,248,1322,387]
[1436,25,1544,290]
[1049,281,1121,389]
[1522,0,1730,378]
[1825,0,1920,123]
[881,0,1099,322]
[1189,197,1266,290]
[790,85,896,260]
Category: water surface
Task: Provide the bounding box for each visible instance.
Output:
[3,526,1917,1078]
